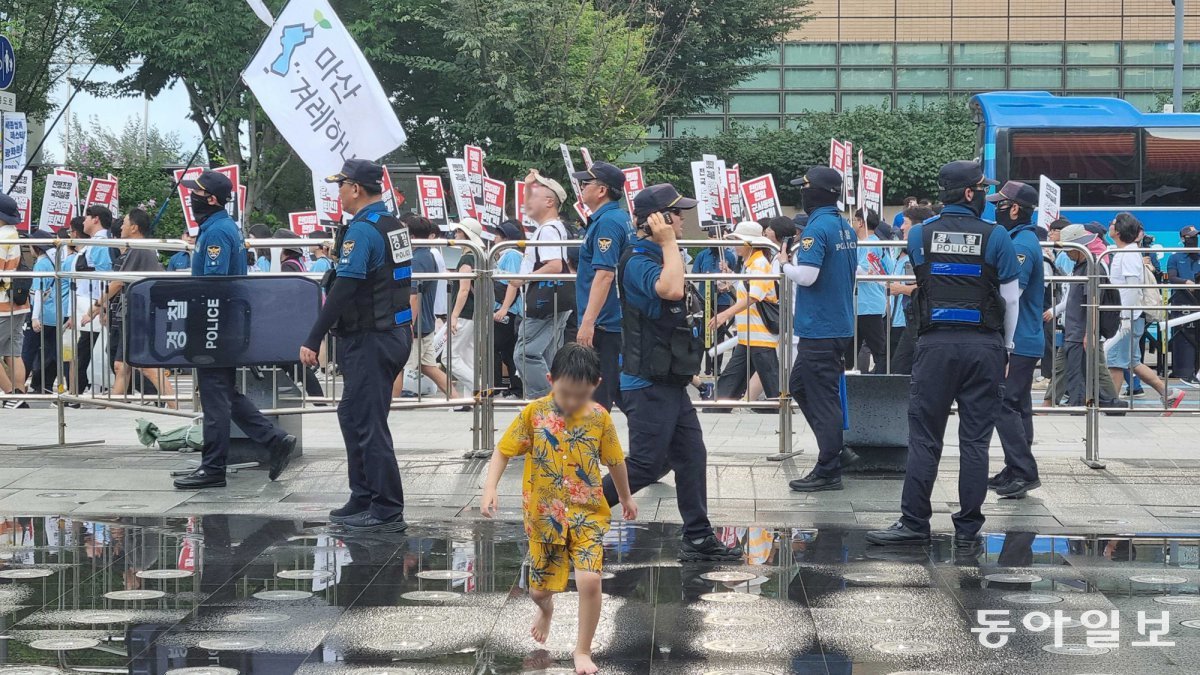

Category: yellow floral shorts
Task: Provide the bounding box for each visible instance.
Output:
[527,534,604,592]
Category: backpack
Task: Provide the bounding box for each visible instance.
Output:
[1139,262,1167,323]
[7,256,32,307]
[1097,262,1121,340]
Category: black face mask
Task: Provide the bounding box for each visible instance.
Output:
[965,189,987,216]
[801,187,839,214]
[190,193,224,221]
[1185,237,1198,249]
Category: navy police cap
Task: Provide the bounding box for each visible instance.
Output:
[790,166,842,194]
[937,160,998,191]
[181,169,233,204]
[632,183,698,220]
[325,159,384,191]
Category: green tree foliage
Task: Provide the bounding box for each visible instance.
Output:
[1,1,95,121]
[646,98,977,206]
[63,115,188,237]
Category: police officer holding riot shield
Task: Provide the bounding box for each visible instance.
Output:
[779,166,858,493]
[986,181,1045,499]
[300,159,413,533]
[602,184,742,562]
[866,161,1021,550]
[175,170,296,490]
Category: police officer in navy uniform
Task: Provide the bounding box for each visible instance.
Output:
[175,170,296,490]
[604,184,742,562]
[778,166,858,492]
[300,159,413,533]
[985,181,1045,499]
[866,160,1021,550]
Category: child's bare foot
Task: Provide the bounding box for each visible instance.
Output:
[530,593,554,643]
[573,651,599,674]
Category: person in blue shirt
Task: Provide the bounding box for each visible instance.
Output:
[779,166,857,493]
[572,161,633,411]
[892,195,917,230]
[985,181,1045,499]
[300,160,415,533]
[884,204,934,375]
[27,230,69,394]
[166,232,195,271]
[850,207,889,373]
[308,240,333,275]
[175,169,294,491]
[610,183,741,562]
[691,226,738,390]
[492,220,526,402]
[867,160,1021,551]
[1167,225,1200,384]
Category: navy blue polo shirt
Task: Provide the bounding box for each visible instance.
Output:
[1009,222,1045,358]
[334,201,389,280]
[192,210,247,276]
[577,201,633,332]
[692,246,738,307]
[1167,251,1200,298]
[792,205,857,339]
[618,238,667,391]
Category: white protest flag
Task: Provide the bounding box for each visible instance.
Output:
[244,0,275,26]
[243,0,406,177]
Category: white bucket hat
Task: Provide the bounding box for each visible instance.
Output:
[453,217,486,249]
[728,220,772,248]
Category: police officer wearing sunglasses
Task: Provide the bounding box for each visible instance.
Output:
[605,184,741,562]
[867,160,1021,552]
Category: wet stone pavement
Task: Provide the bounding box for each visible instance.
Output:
[3,516,1200,674]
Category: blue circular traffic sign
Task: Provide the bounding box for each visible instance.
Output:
[0,36,14,90]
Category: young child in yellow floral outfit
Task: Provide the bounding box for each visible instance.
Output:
[481,343,636,675]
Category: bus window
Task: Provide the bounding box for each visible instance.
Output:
[1141,128,1200,206]
[1009,130,1137,182]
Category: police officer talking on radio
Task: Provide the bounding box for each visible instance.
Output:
[866,160,1021,551]
[300,159,413,533]
[603,184,742,562]
[174,170,296,490]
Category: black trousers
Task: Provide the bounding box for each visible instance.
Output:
[28,325,62,394]
[995,353,1039,483]
[74,330,98,393]
[888,325,916,375]
[845,315,887,373]
[1042,319,1056,379]
[790,337,850,478]
[493,315,522,395]
[197,367,285,475]
[592,327,623,412]
[900,333,1006,538]
[1170,293,1200,378]
[337,327,412,520]
[602,384,712,540]
[703,304,733,376]
[714,343,780,412]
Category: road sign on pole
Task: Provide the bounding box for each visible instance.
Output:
[0,37,15,91]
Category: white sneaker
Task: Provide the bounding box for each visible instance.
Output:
[1165,389,1186,416]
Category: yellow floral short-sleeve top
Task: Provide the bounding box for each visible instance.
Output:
[498,395,625,545]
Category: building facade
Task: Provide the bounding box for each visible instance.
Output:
[633,0,1200,158]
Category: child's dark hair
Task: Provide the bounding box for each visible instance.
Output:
[550,343,601,384]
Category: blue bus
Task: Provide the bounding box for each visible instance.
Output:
[972,91,1200,245]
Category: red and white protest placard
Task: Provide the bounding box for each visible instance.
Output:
[580,146,594,169]
[726,165,743,222]
[622,167,645,206]
[85,177,118,210]
[559,143,591,220]
[479,177,506,239]
[514,180,537,235]
[380,165,398,215]
[313,174,343,229]
[174,167,204,236]
[415,175,449,227]
[53,168,79,216]
[843,141,854,207]
[39,173,77,233]
[446,158,477,221]
[465,144,486,213]
[857,149,884,219]
[289,211,321,236]
[7,170,32,231]
[107,173,120,214]
[212,164,241,224]
[739,174,782,221]
[829,139,849,181]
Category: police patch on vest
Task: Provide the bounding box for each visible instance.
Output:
[801,237,815,252]
[387,229,413,264]
[930,231,982,255]
[206,245,221,261]
[341,240,355,258]
[598,237,613,253]
[1017,253,1027,264]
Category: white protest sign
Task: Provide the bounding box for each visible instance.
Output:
[1,112,26,177]
[1037,175,1060,230]
[446,157,476,220]
[243,0,406,176]
[726,165,743,222]
[39,173,77,232]
[312,174,342,230]
[5,170,31,231]
[698,154,723,224]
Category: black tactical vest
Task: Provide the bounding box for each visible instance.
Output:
[912,211,1004,334]
[333,210,414,334]
[618,244,704,386]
